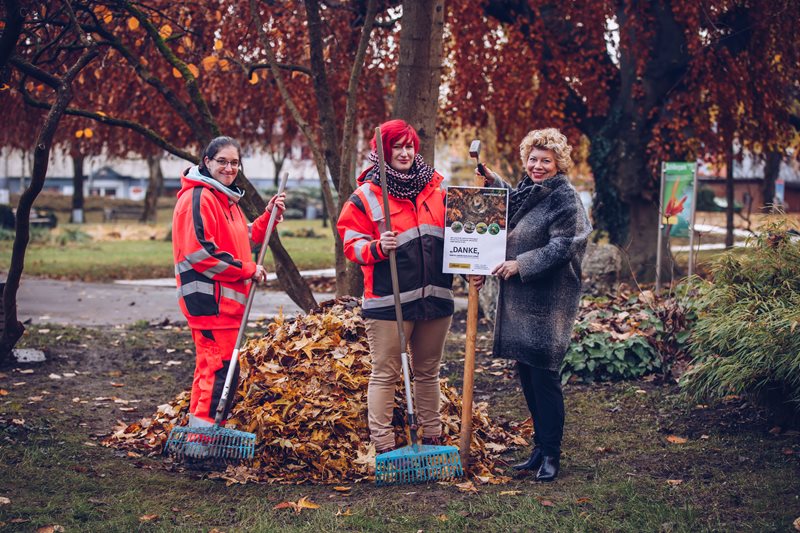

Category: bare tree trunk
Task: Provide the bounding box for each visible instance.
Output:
[763,149,781,212]
[70,151,85,223]
[392,0,445,164]
[725,141,735,249]
[271,146,288,188]
[141,153,162,223]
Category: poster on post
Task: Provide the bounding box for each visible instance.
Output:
[443,186,508,275]
[660,162,697,239]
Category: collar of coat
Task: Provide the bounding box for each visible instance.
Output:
[510,173,570,225]
[183,165,245,204]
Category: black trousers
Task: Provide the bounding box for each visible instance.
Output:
[517,361,564,456]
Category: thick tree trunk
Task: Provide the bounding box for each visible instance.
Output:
[392,0,445,164]
[70,152,85,223]
[763,150,781,211]
[141,154,162,223]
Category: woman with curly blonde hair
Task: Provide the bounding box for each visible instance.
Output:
[477,127,591,481]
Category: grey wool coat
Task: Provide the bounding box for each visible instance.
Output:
[490,173,592,370]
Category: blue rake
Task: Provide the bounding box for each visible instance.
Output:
[165,424,255,462]
[375,443,463,486]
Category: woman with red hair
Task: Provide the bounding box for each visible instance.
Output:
[337,119,454,454]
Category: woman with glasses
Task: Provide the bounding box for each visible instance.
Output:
[172,136,286,428]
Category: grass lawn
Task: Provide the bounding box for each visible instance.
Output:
[0,219,336,281]
[1,318,798,532]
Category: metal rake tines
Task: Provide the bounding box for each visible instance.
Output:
[165,425,256,461]
[375,445,464,486]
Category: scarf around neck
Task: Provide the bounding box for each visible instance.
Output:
[509,173,563,219]
[367,151,435,200]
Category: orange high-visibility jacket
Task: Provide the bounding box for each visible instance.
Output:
[172,166,271,329]
[337,167,454,321]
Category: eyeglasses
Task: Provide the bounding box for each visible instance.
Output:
[211,158,240,169]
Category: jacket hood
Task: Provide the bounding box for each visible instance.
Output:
[178,165,245,203]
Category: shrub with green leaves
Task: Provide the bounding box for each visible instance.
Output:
[680,224,800,422]
[561,292,692,383]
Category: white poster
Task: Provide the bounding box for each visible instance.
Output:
[443,186,508,275]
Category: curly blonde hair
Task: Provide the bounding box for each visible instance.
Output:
[519,128,573,173]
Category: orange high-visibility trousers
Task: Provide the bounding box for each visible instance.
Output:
[189,328,240,424]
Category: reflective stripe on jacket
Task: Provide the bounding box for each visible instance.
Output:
[172,167,271,329]
[337,167,454,321]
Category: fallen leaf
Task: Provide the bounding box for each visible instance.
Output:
[769,426,782,435]
[0,389,8,396]
[48,373,62,380]
[296,496,319,510]
[0,497,10,504]
[793,517,800,531]
[576,497,592,504]
[110,382,125,387]
[18,369,34,374]
[436,514,449,521]
[139,514,159,522]
[666,479,683,486]
[455,481,478,493]
[36,527,65,533]
[499,490,522,496]
[539,500,554,507]
[666,435,688,444]
[335,507,352,516]
[11,418,24,425]
[333,486,351,492]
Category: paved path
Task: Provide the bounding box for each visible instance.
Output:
[16,277,335,327]
[15,274,467,327]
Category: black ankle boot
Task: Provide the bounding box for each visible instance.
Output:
[512,447,543,471]
[535,455,560,482]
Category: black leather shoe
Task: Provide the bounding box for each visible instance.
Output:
[512,447,543,471]
[535,455,560,482]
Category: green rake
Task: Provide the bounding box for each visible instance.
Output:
[164,174,288,463]
[372,127,463,485]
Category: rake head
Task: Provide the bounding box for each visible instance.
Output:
[164,424,255,463]
[375,444,463,486]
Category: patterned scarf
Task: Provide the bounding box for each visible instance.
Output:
[508,174,537,219]
[367,151,435,200]
[508,173,563,219]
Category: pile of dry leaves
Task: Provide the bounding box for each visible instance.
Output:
[104,298,523,485]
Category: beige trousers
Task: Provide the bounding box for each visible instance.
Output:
[364,315,452,451]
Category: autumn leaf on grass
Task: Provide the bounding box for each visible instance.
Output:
[36,526,65,533]
[0,496,10,504]
[793,516,800,531]
[666,479,683,486]
[499,490,522,496]
[336,507,352,516]
[274,497,319,514]
[455,481,478,493]
[333,486,351,492]
[139,514,159,522]
[666,435,688,445]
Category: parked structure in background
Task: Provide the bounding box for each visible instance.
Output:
[698,152,800,212]
[0,146,321,200]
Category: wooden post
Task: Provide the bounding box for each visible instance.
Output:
[458,171,484,471]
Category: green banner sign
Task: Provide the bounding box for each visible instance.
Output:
[661,162,696,239]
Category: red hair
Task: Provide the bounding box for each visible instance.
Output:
[370,119,420,163]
